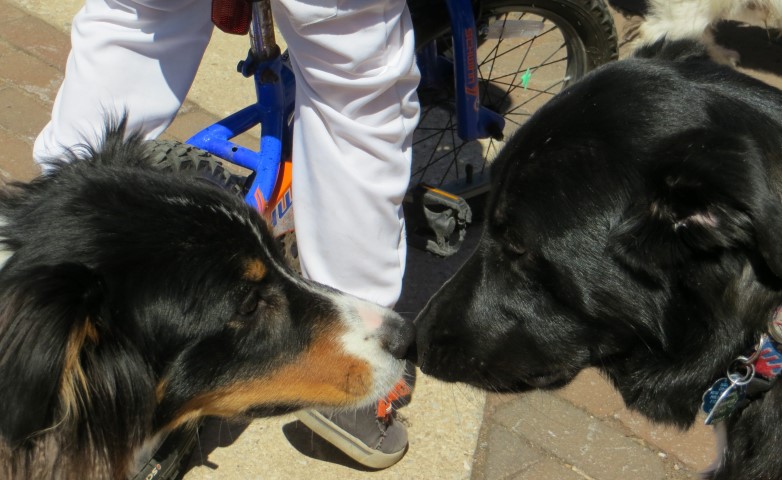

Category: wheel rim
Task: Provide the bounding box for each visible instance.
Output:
[412,8,588,188]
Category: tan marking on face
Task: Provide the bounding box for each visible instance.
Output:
[243,259,267,282]
[60,318,99,417]
[164,328,372,429]
[155,379,167,403]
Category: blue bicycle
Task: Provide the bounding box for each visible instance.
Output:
[149,0,618,257]
[137,0,618,478]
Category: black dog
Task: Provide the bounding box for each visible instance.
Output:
[0,123,413,479]
[415,41,782,480]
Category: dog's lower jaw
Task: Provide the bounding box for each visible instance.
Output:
[155,346,405,433]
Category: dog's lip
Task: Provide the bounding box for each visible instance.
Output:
[517,370,570,389]
[418,351,572,390]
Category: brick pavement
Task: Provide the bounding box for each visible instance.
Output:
[0,0,227,182]
[4,2,779,478]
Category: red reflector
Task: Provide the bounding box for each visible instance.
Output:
[211,0,252,35]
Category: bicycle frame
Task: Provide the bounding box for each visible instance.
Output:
[187,0,504,234]
[427,0,505,142]
[188,0,294,231]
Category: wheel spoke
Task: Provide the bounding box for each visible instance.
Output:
[479,25,560,65]
[411,2,615,188]
[482,55,568,87]
[505,77,568,116]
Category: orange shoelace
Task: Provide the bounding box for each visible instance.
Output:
[376,378,412,420]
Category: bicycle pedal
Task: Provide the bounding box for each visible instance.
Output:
[405,184,472,257]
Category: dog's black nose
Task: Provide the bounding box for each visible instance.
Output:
[380,315,416,360]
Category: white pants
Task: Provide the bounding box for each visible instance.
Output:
[34,0,420,308]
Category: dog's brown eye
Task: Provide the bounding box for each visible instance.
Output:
[238,290,262,315]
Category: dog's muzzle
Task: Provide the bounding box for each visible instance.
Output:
[378,313,416,360]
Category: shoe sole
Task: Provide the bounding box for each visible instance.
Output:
[294,410,407,469]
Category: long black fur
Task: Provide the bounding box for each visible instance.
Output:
[0,128,174,477]
[0,122,411,478]
[415,40,782,480]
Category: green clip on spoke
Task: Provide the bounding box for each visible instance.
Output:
[521,68,532,89]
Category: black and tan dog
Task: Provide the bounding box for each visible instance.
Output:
[415,40,782,480]
[0,123,413,479]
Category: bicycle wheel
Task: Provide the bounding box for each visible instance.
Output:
[410,0,618,191]
[147,140,248,196]
[147,140,302,272]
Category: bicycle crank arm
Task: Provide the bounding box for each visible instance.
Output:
[404,185,472,257]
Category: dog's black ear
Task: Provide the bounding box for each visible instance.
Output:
[0,263,104,446]
[609,128,782,280]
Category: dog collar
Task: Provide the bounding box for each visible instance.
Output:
[770,306,782,344]
[700,316,782,425]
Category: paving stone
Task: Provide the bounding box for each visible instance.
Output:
[166,101,260,144]
[164,104,219,143]
[556,368,626,418]
[557,368,716,472]
[0,40,63,103]
[2,13,70,68]
[612,409,716,473]
[512,459,593,480]
[485,392,522,412]
[0,0,25,23]
[0,127,38,181]
[0,85,50,143]
[492,390,667,480]
[473,424,544,480]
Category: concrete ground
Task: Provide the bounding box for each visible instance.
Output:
[2,1,781,479]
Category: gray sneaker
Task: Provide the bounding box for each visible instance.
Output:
[295,405,408,469]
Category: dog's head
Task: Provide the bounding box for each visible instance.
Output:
[0,125,412,475]
[415,42,782,427]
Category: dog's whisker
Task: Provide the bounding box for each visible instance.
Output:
[195,427,205,466]
[224,419,236,443]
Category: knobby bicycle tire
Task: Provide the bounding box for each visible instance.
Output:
[146,140,248,197]
[409,0,619,191]
[147,140,301,271]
